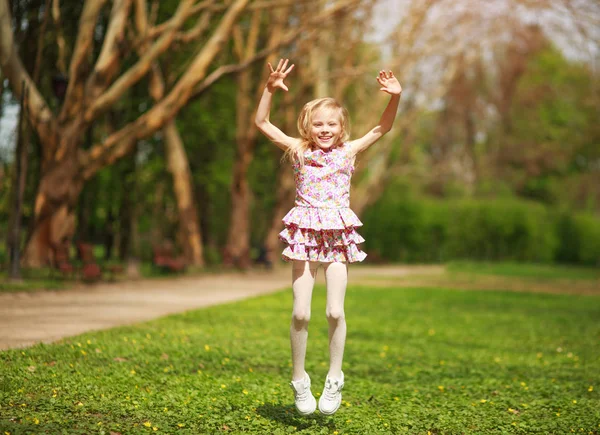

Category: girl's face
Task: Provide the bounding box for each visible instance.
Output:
[310,108,343,150]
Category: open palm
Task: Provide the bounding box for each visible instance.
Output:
[377,70,402,95]
[267,59,295,92]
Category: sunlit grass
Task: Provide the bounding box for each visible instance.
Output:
[447,261,600,281]
[1,280,599,434]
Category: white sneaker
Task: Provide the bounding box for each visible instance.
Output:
[290,372,317,415]
[318,371,344,415]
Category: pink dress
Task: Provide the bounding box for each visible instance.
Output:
[279,142,367,263]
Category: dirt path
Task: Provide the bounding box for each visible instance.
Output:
[0,265,443,350]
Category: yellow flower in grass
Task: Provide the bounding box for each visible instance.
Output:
[204,345,210,351]
[588,386,594,392]
[177,423,185,428]
[143,422,152,427]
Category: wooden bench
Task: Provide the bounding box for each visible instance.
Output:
[51,240,75,278]
[153,242,186,273]
[76,242,102,282]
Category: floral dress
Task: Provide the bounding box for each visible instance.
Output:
[279,142,367,263]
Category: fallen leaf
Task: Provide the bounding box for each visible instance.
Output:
[113,357,128,362]
[160,353,169,360]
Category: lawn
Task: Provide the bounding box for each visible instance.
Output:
[1,271,599,434]
[446,261,600,281]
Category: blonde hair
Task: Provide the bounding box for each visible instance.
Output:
[284,97,350,166]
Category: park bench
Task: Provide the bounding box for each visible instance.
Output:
[152,242,186,273]
[51,240,76,278]
[76,242,102,282]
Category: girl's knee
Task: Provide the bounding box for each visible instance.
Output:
[292,309,311,324]
[326,308,345,322]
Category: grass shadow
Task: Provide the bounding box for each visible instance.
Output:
[256,402,337,431]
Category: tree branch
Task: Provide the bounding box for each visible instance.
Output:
[84,0,195,122]
[51,0,68,74]
[175,9,213,43]
[86,0,133,100]
[59,0,108,122]
[0,0,56,150]
[81,0,251,178]
[191,0,360,99]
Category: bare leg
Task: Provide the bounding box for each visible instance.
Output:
[323,261,348,380]
[290,260,318,381]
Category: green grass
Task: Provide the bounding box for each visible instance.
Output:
[1,284,599,434]
[447,261,600,281]
[0,269,73,293]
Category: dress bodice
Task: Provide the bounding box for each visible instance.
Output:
[293,142,355,209]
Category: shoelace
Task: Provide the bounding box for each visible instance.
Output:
[292,381,310,401]
[296,388,309,401]
[322,379,341,400]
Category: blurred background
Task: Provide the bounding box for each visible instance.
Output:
[0,0,598,280]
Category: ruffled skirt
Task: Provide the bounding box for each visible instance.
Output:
[279,206,367,263]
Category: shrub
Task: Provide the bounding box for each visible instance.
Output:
[361,196,599,266]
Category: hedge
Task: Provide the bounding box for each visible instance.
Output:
[361,196,599,266]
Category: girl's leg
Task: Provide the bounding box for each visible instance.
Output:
[323,261,348,379]
[290,260,318,381]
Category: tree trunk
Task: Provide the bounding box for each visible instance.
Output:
[264,161,295,265]
[223,155,252,268]
[163,122,204,266]
[22,124,83,267]
[223,64,255,268]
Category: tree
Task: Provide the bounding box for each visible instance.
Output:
[0,0,250,266]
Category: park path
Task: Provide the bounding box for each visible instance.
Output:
[0,265,442,350]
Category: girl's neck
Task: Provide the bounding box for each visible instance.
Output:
[311,141,341,152]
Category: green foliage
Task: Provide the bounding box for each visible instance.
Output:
[1,282,599,434]
[361,192,599,266]
[555,212,600,266]
[506,46,599,206]
[446,261,600,281]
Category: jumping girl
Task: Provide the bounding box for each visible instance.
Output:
[255,58,401,415]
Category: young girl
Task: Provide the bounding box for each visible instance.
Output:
[255,58,401,415]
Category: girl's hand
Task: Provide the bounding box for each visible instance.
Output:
[266,58,295,92]
[377,70,402,95]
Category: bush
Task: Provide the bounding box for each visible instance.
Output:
[361,195,599,266]
[555,211,600,266]
[444,199,558,263]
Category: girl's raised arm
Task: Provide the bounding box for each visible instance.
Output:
[349,70,402,156]
[255,59,300,151]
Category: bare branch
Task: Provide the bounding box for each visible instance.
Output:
[51,0,68,74]
[84,0,195,122]
[146,0,214,38]
[175,9,213,43]
[0,0,56,149]
[33,0,52,84]
[87,0,133,97]
[59,0,108,122]
[81,0,251,177]
[146,0,318,40]
[191,0,361,98]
